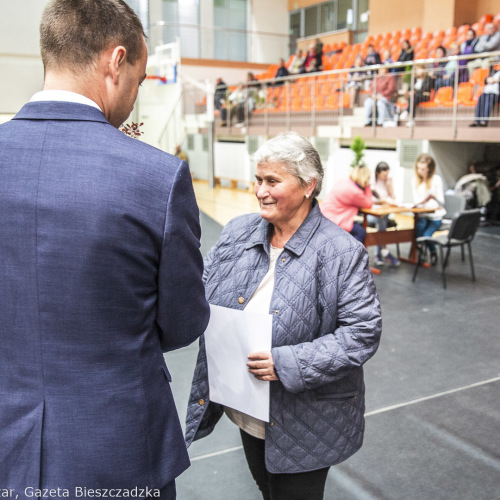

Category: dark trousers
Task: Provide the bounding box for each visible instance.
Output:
[240,430,330,500]
[350,221,367,244]
[220,104,245,124]
[474,93,499,124]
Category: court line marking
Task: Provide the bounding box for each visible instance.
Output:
[189,375,500,462]
[364,375,500,416]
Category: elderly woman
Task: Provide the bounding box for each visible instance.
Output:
[320,164,374,244]
[185,132,382,500]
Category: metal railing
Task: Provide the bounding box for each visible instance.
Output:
[207,50,500,139]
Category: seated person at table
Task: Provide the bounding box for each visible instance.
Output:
[364,66,397,126]
[412,154,446,266]
[369,162,400,267]
[321,165,373,244]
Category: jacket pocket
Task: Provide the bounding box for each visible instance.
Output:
[315,390,358,400]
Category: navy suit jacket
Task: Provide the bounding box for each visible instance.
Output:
[0,102,210,493]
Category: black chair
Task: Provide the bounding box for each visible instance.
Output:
[412,209,481,289]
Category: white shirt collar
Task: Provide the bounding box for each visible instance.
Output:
[30,90,102,112]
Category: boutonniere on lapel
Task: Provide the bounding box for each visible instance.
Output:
[121,122,144,138]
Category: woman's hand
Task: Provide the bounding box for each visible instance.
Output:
[247,352,279,381]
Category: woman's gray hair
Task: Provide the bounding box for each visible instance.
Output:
[252,132,324,198]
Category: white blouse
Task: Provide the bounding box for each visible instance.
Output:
[412,174,446,220]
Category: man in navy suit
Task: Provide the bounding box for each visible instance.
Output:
[0,1,210,498]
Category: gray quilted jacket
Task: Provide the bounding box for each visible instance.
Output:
[185,202,382,473]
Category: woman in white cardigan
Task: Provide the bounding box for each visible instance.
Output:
[412,154,446,265]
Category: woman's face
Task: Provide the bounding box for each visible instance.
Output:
[466,30,475,41]
[437,48,445,58]
[378,169,389,182]
[254,162,313,229]
[416,161,430,180]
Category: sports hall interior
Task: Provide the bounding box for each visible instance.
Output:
[1,1,499,498]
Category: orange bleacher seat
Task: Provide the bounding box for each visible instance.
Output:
[323,43,332,54]
[479,14,493,24]
[445,27,457,36]
[441,82,473,106]
[419,86,453,108]
[410,34,421,46]
[291,97,302,111]
[457,24,470,35]
[314,95,326,110]
[415,48,429,59]
[433,30,445,40]
[470,68,489,85]
[402,29,411,40]
[302,96,312,111]
[290,83,300,98]
[461,85,485,107]
[442,35,456,48]
[411,27,422,36]
[342,93,351,108]
[471,22,484,35]
[324,94,339,110]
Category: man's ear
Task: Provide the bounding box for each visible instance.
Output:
[108,46,127,85]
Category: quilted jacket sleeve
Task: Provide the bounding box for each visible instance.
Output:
[271,245,381,394]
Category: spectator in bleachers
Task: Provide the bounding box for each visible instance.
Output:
[273,58,289,85]
[459,29,478,82]
[364,66,397,126]
[346,54,366,107]
[403,64,433,126]
[397,39,414,63]
[397,39,414,86]
[412,154,445,266]
[247,72,260,89]
[434,43,460,89]
[469,69,500,127]
[214,77,227,111]
[288,48,305,74]
[220,84,255,128]
[467,22,500,73]
[382,49,393,65]
[369,162,400,267]
[301,43,321,73]
[364,44,382,71]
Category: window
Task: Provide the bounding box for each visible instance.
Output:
[304,6,319,38]
[214,0,247,61]
[290,0,360,44]
[320,3,336,34]
[162,0,200,58]
[337,0,353,31]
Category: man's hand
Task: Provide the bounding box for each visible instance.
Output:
[247,351,279,381]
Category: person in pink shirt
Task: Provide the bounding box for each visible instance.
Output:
[321,165,373,243]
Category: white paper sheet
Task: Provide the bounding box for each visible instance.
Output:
[204,304,272,422]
